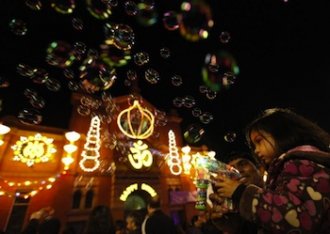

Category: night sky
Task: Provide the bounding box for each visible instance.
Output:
[0,0,329,160]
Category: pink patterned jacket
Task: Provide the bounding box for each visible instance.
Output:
[238,145,330,234]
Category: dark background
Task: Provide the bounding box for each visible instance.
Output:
[1,0,329,160]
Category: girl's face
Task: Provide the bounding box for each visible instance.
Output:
[250,130,276,166]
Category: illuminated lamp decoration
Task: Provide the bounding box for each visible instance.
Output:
[0,124,11,146]
[128,140,153,170]
[12,133,57,167]
[62,131,80,170]
[79,116,101,172]
[181,146,192,175]
[166,130,182,175]
[117,100,154,139]
[120,183,157,201]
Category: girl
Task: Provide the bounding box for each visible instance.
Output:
[215,108,330,233]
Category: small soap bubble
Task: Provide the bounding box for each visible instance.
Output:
[29,95,46,109]
[199,112,213,124]
[18,108,42,125]
[144,68,160,84]
[68,81,80,91]
[45,78,61,92]
[163,11,179,31]
[23,88,38,99]
[134,52,149,66]
[25,0,42,11]
[160,47,171,59]
[127,69,137,81]
[183,96,196,108]
[173,97,183,108]
[124,0,138,16]
[72,17,84,31]
[219,31,231,44]
[184,124,205,143]
[206,90,217,100]
[224,132,237,143]
[9,19,28,36]
[192,107,202,117]
[171,74,183,86]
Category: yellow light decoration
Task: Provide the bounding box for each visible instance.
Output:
[120,183,157,201]
[181,146,192,175]
[166,130,182,175]
[12,133,57,167]
[117,100,154,139]
[62,156,74,170]
[62,131,80,171]
[64,144,78,154]
[120,183,138,201]
[0,174,60,198]
[128,140,153,169]
[0,124,10,146]
[65,131,81,142]
[79,116,101,172]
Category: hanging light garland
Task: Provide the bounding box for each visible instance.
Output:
[0,173,61,199]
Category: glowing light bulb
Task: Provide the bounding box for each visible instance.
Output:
[65,131,81,142]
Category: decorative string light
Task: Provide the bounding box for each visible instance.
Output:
[166,130,182,175]
[62,131,80,170]
[12,133,57,167]
[181,146,192,175]
[0,174,61,199]
[79,116,101,172]
[117,100,154,139]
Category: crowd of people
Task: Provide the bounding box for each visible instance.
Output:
[20,108,330,234]
[21,207,61,234]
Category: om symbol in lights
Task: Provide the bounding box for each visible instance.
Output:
[128,140,153,170]
[12,133,56,167]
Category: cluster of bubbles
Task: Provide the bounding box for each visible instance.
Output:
[202,51,240,92]
[3,0,242,146]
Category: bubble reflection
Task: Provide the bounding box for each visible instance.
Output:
[9,19,28,36]
[163,11,179,31]
[184,124,205,143]
[224,132,237,143]
[25,0,42,11]
[144,68,160,84]
[18,108,43,125]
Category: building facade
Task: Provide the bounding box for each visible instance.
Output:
[0,93,199,233]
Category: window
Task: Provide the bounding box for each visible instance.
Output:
[85,189,94,209]
[6,192,30,233]
[72,189,82,209]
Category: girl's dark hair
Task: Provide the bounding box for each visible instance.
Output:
[245,108,330,155]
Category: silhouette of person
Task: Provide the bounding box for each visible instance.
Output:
[84,205,115,234]
[38,206,61,234]
[143,196,177,234]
